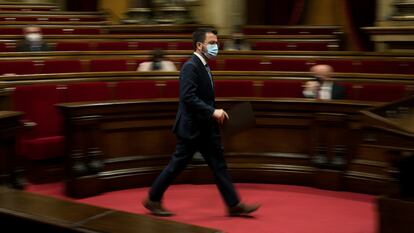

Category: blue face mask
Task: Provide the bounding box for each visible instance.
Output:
[203,43,218,59]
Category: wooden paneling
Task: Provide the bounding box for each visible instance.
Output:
[58,99,381,198]
[0,111,24,189]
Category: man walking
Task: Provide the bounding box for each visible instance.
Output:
[142,28,260,217]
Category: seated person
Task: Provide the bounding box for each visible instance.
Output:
[16,26,50,52]
[137,49,177,71]
[303,64,345,100]
[224,26,250,51]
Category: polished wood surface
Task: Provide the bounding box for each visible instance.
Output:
[57,98,391,198]
[378,196,414,233]
[0,186,220,233]
[0,111,24,189]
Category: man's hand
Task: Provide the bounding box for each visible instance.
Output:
[212,109,229,125]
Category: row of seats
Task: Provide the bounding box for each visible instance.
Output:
[3,57,414,75]
[0,40,340,52]
[243,26,342,35]
[250,41,340,51]
[0,5,58,11]
[0,27,104,35]
[11,79,413,163]
[17,41,193,52]
[0,15,106,22]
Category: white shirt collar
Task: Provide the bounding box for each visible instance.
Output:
[193,52,207,66]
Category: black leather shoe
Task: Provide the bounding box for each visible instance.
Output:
[228,203,260,216]
[142,198,173,217]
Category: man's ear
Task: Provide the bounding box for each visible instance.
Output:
[196,42,203,50]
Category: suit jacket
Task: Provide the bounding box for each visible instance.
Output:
[331,82,346,100]
[172,54,216,139]
[16,40,49,52]
[303,81,346,100]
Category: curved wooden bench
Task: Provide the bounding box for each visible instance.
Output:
[57,98,393,198]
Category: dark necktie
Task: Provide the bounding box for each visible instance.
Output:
[205,64,214,88]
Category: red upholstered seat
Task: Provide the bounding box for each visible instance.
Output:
[355,60,388,74]
[350,60,414,74]
[214,80,255,97]
[12,84,64,160]
[90,59,129,72]
[223,59,268,71]
[351,83,406,102]
[115,80,160,99]
[175,41,193,50]
[55,41,91,51]
[43,60,83,73]
[243,27,339,35]
[63,82,112,102]
[0,28,22,35]
[315,60,354,73]
[252,41,337,51]
[136,41,169,50]
[362,60,414,74]
[42,28,103,35]
[0,60,37,75]
[269,59,310,72]
[0,6,57,11]
[0,42,6,52]
[295,42,338,51]
[95,41,133,51]
[163,80,180,98]
[251,42,291,50]
[261,80,305,98]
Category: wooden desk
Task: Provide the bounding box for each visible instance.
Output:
[0,111,24,189]
[359,96,414,233]
[57,99,386,198]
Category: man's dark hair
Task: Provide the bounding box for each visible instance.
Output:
[192,28,217,50]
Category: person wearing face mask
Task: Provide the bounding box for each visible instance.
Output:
[16,26,49,52]
[142,28,260,217]
[137,49,177,71]
[302,64,345,100]
[224,25,251,51]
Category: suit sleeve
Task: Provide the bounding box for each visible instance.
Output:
[180,62,215,118]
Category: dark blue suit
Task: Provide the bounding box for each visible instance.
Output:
[149,54,240,207]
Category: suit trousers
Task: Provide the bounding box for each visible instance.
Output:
[148,132,240,207]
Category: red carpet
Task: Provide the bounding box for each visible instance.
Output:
[26,183,377,233]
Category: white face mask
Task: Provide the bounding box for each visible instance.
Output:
[26,33,42,42]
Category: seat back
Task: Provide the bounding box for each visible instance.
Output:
[214,80,255,97]
[54,41,91,51]
[163,80,180,98]
[12,84,62,137]
[0,60,37,75]
[352,83,407,102]
[89,59,129,72]
[115,80,160,99]
[63,82,112,102]
[261,80,305,98]
[43,60,83,73]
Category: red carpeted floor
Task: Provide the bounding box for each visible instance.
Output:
[26,183,377,233]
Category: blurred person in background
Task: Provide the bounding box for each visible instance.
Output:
[137,49,177,71]
[224,25,250,51]
[303,64,345,100]
[16,26,50,52]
